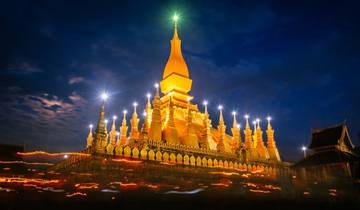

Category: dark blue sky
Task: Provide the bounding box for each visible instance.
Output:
[0,0,359,161]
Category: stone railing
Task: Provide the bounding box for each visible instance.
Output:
[146,140,237,160]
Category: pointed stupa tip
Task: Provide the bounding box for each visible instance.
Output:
[162,14,189,79]
[267,116,273,130]
[232,111,237,128]
[218,105,224,124]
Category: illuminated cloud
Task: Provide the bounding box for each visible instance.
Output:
[68,76,86,85]
[5,61,43,74]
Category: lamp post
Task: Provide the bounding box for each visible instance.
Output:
[301,146,307,158]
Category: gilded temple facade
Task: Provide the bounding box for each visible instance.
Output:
[85,23,282,167]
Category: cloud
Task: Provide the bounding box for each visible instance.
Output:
[68,76,85,85]
[68,91,86,104]
[24,94,76,118]
[5,61,43,74]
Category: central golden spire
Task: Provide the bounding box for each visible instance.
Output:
[160,14,193,105]
[162,18,189,79]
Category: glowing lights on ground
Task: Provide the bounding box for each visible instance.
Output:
[16,151,90,157]
[249,189,271,194]
[0,160,55,166]
[74,183,99,190]
[66,192,87,197]
[111,158,142,164]
[209,171,240,176]
[0,177,61,185]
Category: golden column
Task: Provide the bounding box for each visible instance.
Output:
[148,84,162,141]
[183,99,199,147]
[266,117,281,161]
[86,124,93,148]
[200,101,210,149]
[217,105,226,153]
[93,93,108,153]
[120,110,128,145]
[164,97,179,144]
[255,119,270,160]
[231,111,240,152]
[145,93,152,129]
[130,102,140,140]
[252,120,258,149]
[243,115,253,149]
[109,116,118,145]
[139,112,149,141]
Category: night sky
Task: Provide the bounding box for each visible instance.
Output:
[1,0,359,161]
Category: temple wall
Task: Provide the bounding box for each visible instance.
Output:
[93,143,290,178]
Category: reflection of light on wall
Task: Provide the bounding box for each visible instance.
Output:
[111,158,142,164]
[209,171,240,176]
[160,162,176,166]
[0,160,54,166]
[251,169,263,174]
[17,151,90,157]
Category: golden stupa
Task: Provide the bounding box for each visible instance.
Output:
[86,17,281,166]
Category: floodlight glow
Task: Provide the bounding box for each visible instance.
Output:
[113,115,117,120]
[252,121,256,125]
[237,124,241,129]
[218,105,223,110]
[143,112,147,117]
[203,100,208,106]
[301,146,307,151]
[123,110,127,114]
[267,116,272,121]
[104,119,108,124]
[101,92,109,101]
[244,114,249,119]
[154,83,159,89]
[256,118,260,122]
[89,124,93,128]
[146,93,151,98]
[116,132,120,136]
[64,154,68,159]
[133,102,138,107]
[173,14,179,22]
[232,111,237,116]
